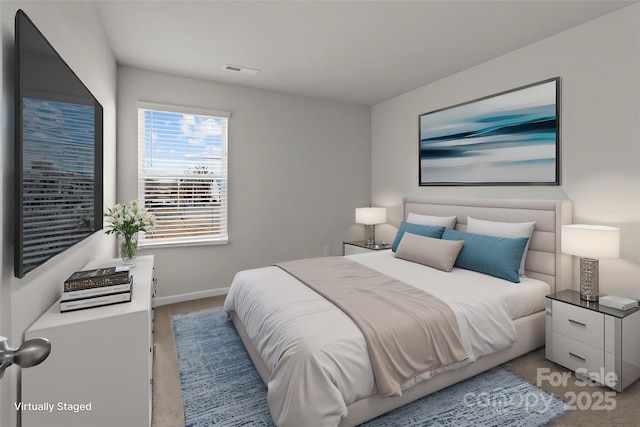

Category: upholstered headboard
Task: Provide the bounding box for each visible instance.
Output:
[403,197,572,294]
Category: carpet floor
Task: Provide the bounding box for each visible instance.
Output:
[173,307,565,427]
[152,296,640,427]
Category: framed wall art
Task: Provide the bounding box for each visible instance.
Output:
[419,77,560,186]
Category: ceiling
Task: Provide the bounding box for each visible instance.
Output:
[96,1,636,106]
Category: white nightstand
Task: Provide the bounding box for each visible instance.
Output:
[343,240,392,255]
[546,289,640,392]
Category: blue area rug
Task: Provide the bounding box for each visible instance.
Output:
[173,307,566,426]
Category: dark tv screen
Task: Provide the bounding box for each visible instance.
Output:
[14,10,103,278]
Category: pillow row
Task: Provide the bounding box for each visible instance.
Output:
[403,213,536,276]
[392,219,532,283]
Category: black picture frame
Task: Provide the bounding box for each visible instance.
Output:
[418,77,560,186]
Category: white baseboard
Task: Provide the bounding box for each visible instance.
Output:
[154,287,229,307]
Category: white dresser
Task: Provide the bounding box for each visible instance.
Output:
[23,255,156,427]
[546,290,640,392]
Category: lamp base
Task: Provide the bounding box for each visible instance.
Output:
[579,257,599,301]
[363,225,376,246]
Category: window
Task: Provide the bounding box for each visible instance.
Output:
[137,103,229,247]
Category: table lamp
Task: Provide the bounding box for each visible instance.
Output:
[561,224,620,301]
[355,207,386,246]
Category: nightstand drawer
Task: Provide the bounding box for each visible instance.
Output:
[553,332,604,377]
[552,300,604,348]
[344,244,374,255]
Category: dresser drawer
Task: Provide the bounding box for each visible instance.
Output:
[552,300,604,349]
[553,332,605,379]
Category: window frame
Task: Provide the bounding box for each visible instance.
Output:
[136,101,229,248]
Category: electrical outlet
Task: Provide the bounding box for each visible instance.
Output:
[323,245,331,256]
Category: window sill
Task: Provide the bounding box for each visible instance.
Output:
[139,238,228,249]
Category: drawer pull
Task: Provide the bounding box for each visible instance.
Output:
[568,319,586,327]
[569,352,586,362]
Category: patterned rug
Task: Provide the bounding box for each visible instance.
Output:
[173,307,566,426]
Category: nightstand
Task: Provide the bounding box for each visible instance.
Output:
[545,289,640,392]
[343,240,392,255]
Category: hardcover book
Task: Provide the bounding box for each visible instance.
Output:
[64,267,130,291]
[599,295,639,311]
[61,278,133,302]
[60,290,132,313]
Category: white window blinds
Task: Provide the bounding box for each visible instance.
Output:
[137,103,229,246]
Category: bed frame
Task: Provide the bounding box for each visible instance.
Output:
[231,197,573,427]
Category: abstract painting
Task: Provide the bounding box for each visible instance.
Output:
[419,78,559,185]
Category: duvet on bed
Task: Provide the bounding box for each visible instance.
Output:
[275,256,469,398]
[223,251,546,427]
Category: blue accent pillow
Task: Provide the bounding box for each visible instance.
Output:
[442,228,528,283]
[391,222,446,252]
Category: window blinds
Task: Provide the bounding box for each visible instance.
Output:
[137,103,229,246]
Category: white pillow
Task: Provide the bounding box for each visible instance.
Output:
[467,216,536,276]
[406,212,457,229]
[394,232,464,272]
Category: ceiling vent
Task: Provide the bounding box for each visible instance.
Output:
[224,64,260,76]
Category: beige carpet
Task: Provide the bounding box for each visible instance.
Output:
[152,297,640,427]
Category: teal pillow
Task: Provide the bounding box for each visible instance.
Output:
[391,222,446,252]
[442,228,528,283]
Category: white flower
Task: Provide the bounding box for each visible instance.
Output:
[104,200,154,238]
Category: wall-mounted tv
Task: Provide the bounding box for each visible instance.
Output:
[14,10,103,278]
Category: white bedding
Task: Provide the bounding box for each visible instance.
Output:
[350,251,551,320]
[223,251,549,427]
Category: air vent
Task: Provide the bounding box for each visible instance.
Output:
[224,64,261,76]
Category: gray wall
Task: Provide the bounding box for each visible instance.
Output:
[117,66,371,299]
[0,1,117,425]
[371,4,640,299]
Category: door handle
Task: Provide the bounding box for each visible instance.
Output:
[0,336,51,379]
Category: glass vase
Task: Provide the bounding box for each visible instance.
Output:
[119,233,138,267]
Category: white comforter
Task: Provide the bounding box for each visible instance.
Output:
[223,252,525,427]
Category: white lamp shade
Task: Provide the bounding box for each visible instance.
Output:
[355,207,386,225]
[562,224,620,259]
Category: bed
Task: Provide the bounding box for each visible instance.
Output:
[223,197,572,426]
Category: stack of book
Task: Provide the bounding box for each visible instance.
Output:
[60,266,133,312]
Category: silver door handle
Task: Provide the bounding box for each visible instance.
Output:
[0,336,51,379]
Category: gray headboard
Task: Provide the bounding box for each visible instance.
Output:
[403,197,572,294]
